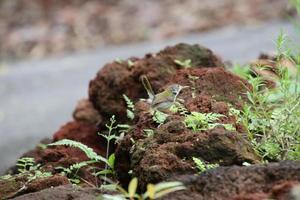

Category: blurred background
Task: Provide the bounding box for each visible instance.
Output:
[0,0,295,61]
[0,0,298,173]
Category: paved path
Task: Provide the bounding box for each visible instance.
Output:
[0,21,296,173]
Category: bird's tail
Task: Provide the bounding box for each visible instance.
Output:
[141,75,155,100]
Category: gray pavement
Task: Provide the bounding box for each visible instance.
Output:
[0,21,297,173]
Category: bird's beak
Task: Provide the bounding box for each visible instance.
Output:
[181,86,189,89]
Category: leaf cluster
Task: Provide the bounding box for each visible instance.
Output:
[174,59,192,68]
[184,112,235,131]
[192,157,219,173]
[101,177,185,200]
[123,94,135,120]
[231,32,300,161]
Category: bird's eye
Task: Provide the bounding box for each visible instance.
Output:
[172,88,178,95]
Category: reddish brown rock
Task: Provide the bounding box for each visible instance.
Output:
[0,175,69,199]
[172,67,251,108]
[12,185,102,200]
[73,99,102,125]
[53,121,106,156]
[115,123,261,189]
[161,161,300,200]
[89,43,223,124]
[114,65,258,189]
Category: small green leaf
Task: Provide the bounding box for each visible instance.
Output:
[95,169,113,176]
[152,110,168,124]
[154,182,186,198]
[127,60,134,68]
[147,184,155,199]
[115,58,123,64]
[143,129,155,137]
[127,109,135,120]
[108,153,115,169]
[128,177,138,198]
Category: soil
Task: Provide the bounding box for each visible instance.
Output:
[1,43,299,200]
[0,0,293,61]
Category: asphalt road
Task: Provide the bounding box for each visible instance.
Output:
[0,21,296,173]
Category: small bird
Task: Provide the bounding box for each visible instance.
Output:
[141,75,188,112]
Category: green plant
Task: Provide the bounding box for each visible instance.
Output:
[48,139,112,183]
[174,59,192,68]
[55,160,97,184]
[240,74,300,160]
[49,139,109,164]
[101,177,186,200]
[0,174,12,180]
[98,115,127,178]
[115,58,124,64]
[128,60,135,68]
[95,153,116,177]
[169,101,188,115]
[99,115,118,166]
[152,110,168,125]
[231,31,300,161]
[15,157,52,182]
[184,111,235,131]
[97,116,131,181]
[192,157,219,173]
[290,0,300,17]
[16,157,36,173]
[188,75,199,98]
[123,94,135,120]
[143,129,155,137]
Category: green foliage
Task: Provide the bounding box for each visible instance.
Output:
[123,94,135,120]
[16,157,36,173]
[26,170,52,182]
[290,0,300,17]
[174,59,192,68]
[184,112,235,131]
[101,177,186,200]
[0,174,12,180]
[97,115,127,182]
[115,58,124,64]
[143,129,155,137]
[231,64,251,79]
[98,115,119,144]
[49,139,109,165]
[95,154,116,176]
[188,75,199,98]
[56,160,96,177]
[192,157,219,173]
[240,73,300,160]
[15,157,52,182]
[169,101,188,115]
[231,32,300,161]
[49,138,115,184]
[127,60,135,68]
[152,110,168,124]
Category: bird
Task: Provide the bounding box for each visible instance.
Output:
[141,75,188,112]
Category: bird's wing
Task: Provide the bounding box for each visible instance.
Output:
[152,92,173,106]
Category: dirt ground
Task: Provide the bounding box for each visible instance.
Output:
[0,0,293,61]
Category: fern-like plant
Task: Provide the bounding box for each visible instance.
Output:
[192,157,219,173]
[174,59,192,68]
[123,94,135,120]
[49,139,109,165]
[184,112,235,131]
